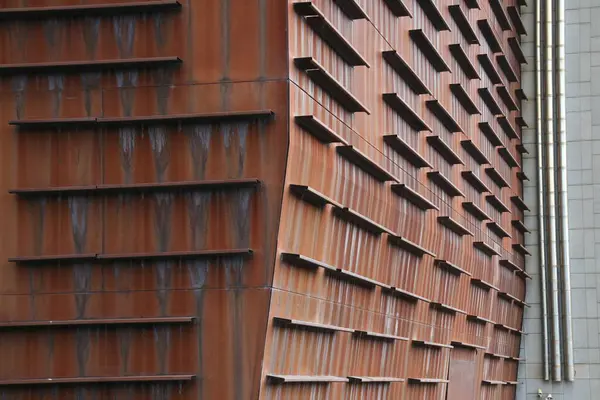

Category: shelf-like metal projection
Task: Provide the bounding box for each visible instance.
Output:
[512,220,530,233]
[267,375,349,384]
[471,278,499,291]
[479,88,504,116]
[463,201,491,221]
[383,50,431,95]
[485,167,510,188]
[10,110,274,130]
[462,172,489,194]
[290,184,342,208]
[449,44,480,79]
[426,100,463,133]
[412,340,454,349]
[489,0,511,30]
[295,115,348,144]
[498,146,520,168]
[333,0,369,20]
[461,140,490,165]
[451,84,481,115]
[486,194,510,213]
[465,0,480,9]
[512,243,531,256]
[409,29,451,72]
[416,0,451,31]
[281,253,337,271]
[273,317,354,333]
[428,171,465,197]
[408,378,450,384]
[333,206,393,235]
[478,54,502,84]
[508,37,527,64]
[295,57,370,113]
[478,19,503,53]
[0,317,193,329]
[348,376,405,383]
[0,57,181,76]
[467,314,494,324]
[10,179,260,198]
[497,116,519,139]
[487,221,512,238]
[391,184,438,210]
[516,117,528,128]
[430,302,468,315]
[387,286,430,303]
[479,122,503,147]
[517,171,529,181]
[451,341,487,350]
[435,259,472,276]
[0,375,194,386]
[353,330,409,342]
[516,88,529,101]
[511,195,530,211]
[473,241,499,257]
[294,2,369,67]
[497,54,519,83]
[336,145,397,182]
[427,135,464,165]
[438,216,473,236]
[448,5,480,44]
[388,235,436,257]
[384,135,432,168]
[0,1,181,20]
[383,93,432,132]
[382,0,412,17]
[497,86,519,111]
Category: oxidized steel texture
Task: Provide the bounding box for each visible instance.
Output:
[0,1,288,399]
[263,0,526,399]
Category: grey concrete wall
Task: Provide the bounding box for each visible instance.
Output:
[519,0,600,399]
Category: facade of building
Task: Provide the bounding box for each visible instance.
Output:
[0,0,528,399]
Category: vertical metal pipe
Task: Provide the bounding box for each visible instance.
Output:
[535,0,551,381]
[545,0,562,382]
[556,0,574,381]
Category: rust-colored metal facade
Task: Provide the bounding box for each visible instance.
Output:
[0,0,527,399]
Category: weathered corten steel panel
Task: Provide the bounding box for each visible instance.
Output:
[0,0,527,398]
[0,0,288,399]
[262,0,527,398]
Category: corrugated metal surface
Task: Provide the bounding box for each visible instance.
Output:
[263,0,527,398]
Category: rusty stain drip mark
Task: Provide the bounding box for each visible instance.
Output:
[112,16,136,58]
[149,126,170,182]
[155,261,172,316]
[230,189,251,248]
[118,127,137,184]
[186,192,211,249]
[118,328,132,374]
[154,69,173,115]
[116,71,138,117]
[153,14,166,49]
[82,17,100,58]
[224,258,244,400]
[80,73,101,117]
[8,22,27,63]
[186,124,211,180]
[73,264,93,319]
[188,260,208,398]
[222,122,249,178]
[43,19,61,59]
[153,326,171,374]
[153,193,173,251]
[11,75,27,120]
[48,75,64,118]
[69,197,88,253]
[46,331,55,377]
[75,329,90,376]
